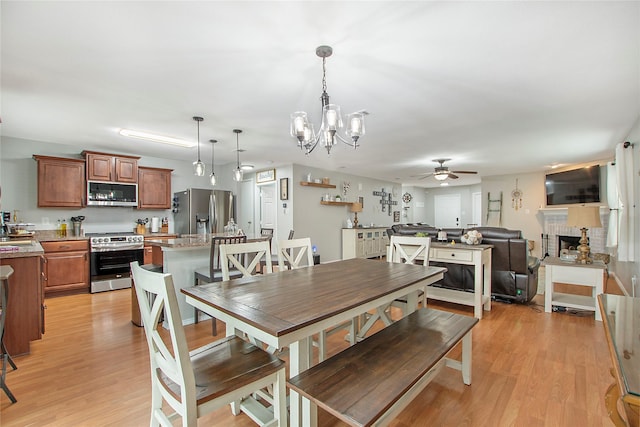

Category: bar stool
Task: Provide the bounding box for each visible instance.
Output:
[0,265,17,403]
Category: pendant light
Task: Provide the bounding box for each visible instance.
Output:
[209,139,217,186]
[233,129,244,182]
[192,116,205,176]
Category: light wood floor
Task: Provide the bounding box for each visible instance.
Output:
[0,280,621,426]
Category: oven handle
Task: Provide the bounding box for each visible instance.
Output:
[91,245,145,252]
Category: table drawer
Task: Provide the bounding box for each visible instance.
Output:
[431,248,473,262]
[41,240,89,252]
[550,265,603,286]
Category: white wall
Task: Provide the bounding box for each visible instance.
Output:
[0,137,237,234]
[291,165,399,262]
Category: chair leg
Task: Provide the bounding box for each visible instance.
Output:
[1,342,16,371]
[1,354,16,403]
[211,318,217,336]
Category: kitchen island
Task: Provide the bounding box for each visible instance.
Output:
[145,234,268,326]
[0,239,44,356]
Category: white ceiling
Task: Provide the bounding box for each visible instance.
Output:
[2,1,639,188]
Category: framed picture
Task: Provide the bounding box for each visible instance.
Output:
[256,168,276,183]
[359,196,364,208]
[393,210,400,222]
[280,178,289,200]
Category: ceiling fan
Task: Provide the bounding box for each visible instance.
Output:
[414,159,478,181]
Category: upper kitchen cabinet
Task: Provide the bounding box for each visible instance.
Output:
[33,155,85,208]
[82,150,139,183]
[138,166,173,209]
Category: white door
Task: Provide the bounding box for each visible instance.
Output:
[238,179,255,236]
[260,183,277,242]
[434,194,461,228]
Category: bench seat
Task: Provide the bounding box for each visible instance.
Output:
[287,308,478,427]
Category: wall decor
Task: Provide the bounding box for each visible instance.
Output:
[511,178,523,210]
[402,192,412,203]
[359,196,364,209]
[280,178,289,200]
[373,188,398,215]
[256,168,276,183]
[393,210,400,222]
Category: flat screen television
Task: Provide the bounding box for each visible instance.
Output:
[545,166,601,206]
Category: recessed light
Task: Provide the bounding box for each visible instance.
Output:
[119,129,196,148]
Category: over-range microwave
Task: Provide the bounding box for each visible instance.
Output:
[87,181,138,207]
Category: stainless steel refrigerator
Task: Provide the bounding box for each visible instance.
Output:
[172,188,235,235]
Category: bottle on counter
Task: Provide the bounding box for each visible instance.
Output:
[56,219,62,237]
[60,219,67,237]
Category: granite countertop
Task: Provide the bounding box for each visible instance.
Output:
[0,239,44,259]
[34,230,90,242]
[146,233,268,249]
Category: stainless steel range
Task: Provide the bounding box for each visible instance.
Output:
[87,232,144,293]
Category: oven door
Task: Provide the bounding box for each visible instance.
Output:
[90,248,144,293]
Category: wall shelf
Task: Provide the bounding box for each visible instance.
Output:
[300,181,336,189]
[320,200,354,207]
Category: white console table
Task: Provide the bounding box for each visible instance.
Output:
[543,257,606,321]
[428,243,492,319]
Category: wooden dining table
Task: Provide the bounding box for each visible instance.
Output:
[182,257,446,427]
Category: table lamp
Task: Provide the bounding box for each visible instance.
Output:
[350,203,363,228]
[566,206,602,264]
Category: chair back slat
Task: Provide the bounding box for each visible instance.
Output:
[209,235,247,278]
[277,237,314,270]
[130,262,197,424]
[388,235,431,266]
[219,240,273,280]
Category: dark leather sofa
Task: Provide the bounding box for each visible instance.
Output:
[388,224,540,303]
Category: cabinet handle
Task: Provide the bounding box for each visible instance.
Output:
[59,245,71,250]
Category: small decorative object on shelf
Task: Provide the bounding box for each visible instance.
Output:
[322,177,330,185]
[461,230,483,245]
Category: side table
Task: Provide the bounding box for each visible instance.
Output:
[543,257,606,321]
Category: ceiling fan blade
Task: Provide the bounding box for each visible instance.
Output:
[448,173,460,179]
[451,170,478,174]
[417,174,432,180]
[411,172,434,178]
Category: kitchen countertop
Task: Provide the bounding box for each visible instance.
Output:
[0,239,44,259]
[146,233,268,250]
[34,230,90,242]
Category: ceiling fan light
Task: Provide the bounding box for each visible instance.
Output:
[434,173,448,181]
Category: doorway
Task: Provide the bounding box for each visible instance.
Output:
[434,194,461,228]
[237,179,255,236]
[259,183,277,249]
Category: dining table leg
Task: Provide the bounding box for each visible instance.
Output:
[289,337,315,427]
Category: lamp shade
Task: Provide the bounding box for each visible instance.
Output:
[566,206,602,228]
[350,203,363,213]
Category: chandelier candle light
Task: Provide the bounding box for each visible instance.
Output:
[233,129,243,182]
[566,205,602,264]
[290,45,366,155]
[193,116,205,176]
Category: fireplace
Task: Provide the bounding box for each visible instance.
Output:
[556,235,581,256]
[539,207,607,259]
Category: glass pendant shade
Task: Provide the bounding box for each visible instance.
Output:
[209,139,217,186]
[193,116,205,176]
[193,160,205,176]
[233,129,243,182]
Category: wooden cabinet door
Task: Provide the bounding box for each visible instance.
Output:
[143,245,153,264]
[33,155,85,208]
[85,152,113,181]
[43,250,89,293]
[115,157,138,183]
[138,166,172,209]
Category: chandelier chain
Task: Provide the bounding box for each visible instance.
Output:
[322,56,327,94]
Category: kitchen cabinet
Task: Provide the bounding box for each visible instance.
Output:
[143,235,176,265]
[32,155,85,208]
[342,228,389,259]
[138,166,173,209]
[41,240,89,294]
[82,150,139,183]
[0,255,43,356]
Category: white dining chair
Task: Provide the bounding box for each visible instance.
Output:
[358,235,432,340]
[219,240,273,280]
[277,237,357,363]
[130,262,287,427]
[388,234,432,310]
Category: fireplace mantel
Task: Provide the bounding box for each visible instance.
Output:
[538,206,609,216]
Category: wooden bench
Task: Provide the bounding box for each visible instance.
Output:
[287,308,478,427]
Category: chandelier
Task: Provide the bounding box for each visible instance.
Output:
[290,45,366,155]
[192,116,205,176]
[233,129,243,182]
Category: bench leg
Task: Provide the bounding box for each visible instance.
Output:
[461,330,472,385]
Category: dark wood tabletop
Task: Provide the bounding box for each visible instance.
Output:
[182,258,446,339]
